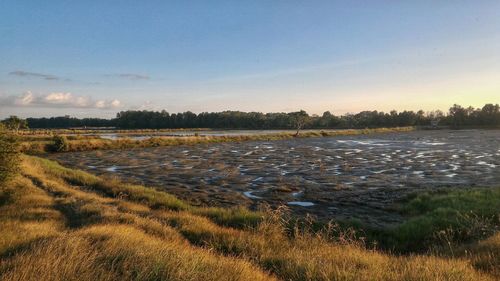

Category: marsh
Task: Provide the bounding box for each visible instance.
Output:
[50,130,500,227]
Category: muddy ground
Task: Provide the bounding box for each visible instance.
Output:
[50,130,500,228]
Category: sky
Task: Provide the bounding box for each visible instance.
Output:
[1,1,499,118]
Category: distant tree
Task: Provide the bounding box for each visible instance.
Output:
[425,110,441,127]
[479,103,500,126]
[288,110,310,136]
[0,124,20,184]
[416,110,426,125]
[449,104,468,128]
[318,111,339,128]
[427,110,444,120]
[2,116,28,133]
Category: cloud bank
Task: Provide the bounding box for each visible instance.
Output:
[9,71,60,81]
[0,92,122,109]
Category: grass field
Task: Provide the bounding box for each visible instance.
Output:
[0,155,498,280]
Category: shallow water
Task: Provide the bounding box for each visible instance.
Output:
[288,201,315,207]
[50,129,500,227]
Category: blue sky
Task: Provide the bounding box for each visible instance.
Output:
[1,1,499,118]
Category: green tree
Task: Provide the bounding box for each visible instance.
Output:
[288,110,310,136]
[479,103,500,126]
[0,124,20,184]
[2,115,28,133]
[449,104,468,128]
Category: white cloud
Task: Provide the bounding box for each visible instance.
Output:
[44,92,72,103]
[0,91,123,110]
[14,91,35,106]
[94,100,106,108]
[110,99,121,108]
[75,96,91,107]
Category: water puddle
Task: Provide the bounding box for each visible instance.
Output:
[287,201,315,207]
[243,191,262,199]
[106,166,118,172]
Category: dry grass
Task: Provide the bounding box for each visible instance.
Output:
[459,232,500,278]
[0,157,274,281]
[17,128,209,136]
[20,127,416,153]
[0,155,497,281]
[0,225,273,281]
[156,208,492,281]
[0,176,63,256]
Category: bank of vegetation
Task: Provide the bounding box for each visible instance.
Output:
[19,127,415,153]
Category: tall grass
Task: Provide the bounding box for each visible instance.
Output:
[20,127,415,154]
[1,158,275,281]
[156,206,493,281]
[0,156,497,280]
[463,233,500,277]
[0,176,63,257]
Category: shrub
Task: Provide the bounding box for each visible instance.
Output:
[386,188,500,252]
[0,124,20,184]
[51,135,69,152]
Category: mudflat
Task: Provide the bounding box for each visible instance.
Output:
[50,129,500,227]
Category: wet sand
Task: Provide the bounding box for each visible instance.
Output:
[50,130,500,227]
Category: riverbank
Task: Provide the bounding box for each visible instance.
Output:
[20,127,415,153]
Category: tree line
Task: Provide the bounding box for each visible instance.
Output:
[22,116,111,129]
[3,103,499,130]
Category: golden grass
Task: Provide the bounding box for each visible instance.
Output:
[1,158,275,281]
[17,128,209,136]
[155,209,491,281]
[459,232,500,278]
[0,155,497,281]
[0,225,274,281]
[0,176,63,256]
[20,127,416,153]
